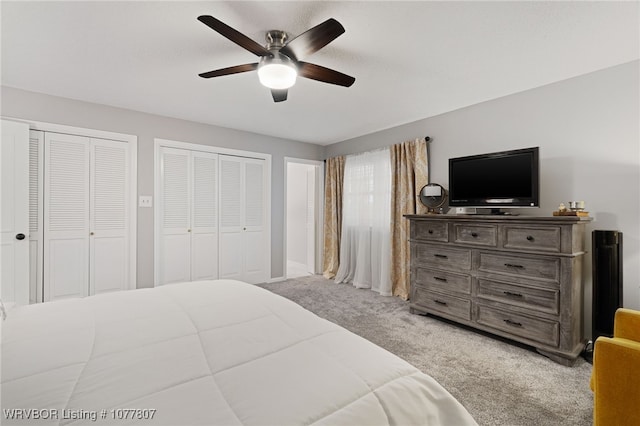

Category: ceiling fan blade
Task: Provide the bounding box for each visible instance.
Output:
[271,89,288,102]
[198,63,258,79]
[297,62,355,87]
[280,18,345,61]
[198,15,272,57]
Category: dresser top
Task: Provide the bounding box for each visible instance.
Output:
[404,214,592,224]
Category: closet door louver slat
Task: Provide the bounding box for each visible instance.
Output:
[220,157,242,229]
[244,162,263,228]
[29,136,40,234]
[163,152,190,229]
[47,139,88,232]
[93,144,127,230]
[193,154,217,229]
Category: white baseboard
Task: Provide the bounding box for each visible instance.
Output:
[266,276,286,283]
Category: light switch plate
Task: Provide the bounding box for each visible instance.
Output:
[139,196,153,208]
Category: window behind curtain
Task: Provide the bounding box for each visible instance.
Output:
[335,148,392,295]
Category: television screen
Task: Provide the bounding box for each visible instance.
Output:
[448,147,539,208]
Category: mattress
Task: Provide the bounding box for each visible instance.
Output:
[1,280,476,425]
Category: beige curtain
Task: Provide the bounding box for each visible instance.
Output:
[390,138,429,299]
[322,156,345,279]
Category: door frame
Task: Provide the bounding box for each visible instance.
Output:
[283,157,324,278]
[153,138,272,286]
[1,116,138,296]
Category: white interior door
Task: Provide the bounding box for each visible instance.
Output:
[159,147,191,285]
[44,132,90,301]
[242,159,266,283]
[1,120,30,305]
[29,130,44,303]
[191,151,218,281]
[90,138,130,295]
[218,155,243,280]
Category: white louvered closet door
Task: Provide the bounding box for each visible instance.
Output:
[191,151,218,281]
[218,155,267,284]
[159,147,191,285]
[242,158,267,283]
[218,155,243,280]
[29,130,44,303]
[90,138,130,295]
[44,133,90,301]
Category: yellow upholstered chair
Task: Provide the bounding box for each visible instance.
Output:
[590,308,640,426]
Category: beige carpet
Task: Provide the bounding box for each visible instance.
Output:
[259,275,592,426]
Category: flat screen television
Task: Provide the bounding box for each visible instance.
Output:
[448,147,539,210]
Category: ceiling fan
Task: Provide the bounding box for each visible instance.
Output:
[197,15,356,102]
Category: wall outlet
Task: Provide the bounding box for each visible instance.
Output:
[139,196,153,208]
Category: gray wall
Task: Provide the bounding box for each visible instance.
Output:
[1,86,324,286]
[325,61,640,335]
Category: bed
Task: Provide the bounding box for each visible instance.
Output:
[1,280,476,425]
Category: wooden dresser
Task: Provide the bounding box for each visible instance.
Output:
[405,214,591,365]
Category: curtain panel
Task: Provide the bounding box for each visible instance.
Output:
[322,156,345,279]
[390,138,429,299]
[334,149,392,295]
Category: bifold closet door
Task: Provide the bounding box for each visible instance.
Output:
[158,147,218,285]
[219,155,267,284]
[159,148,191,284]
[44,133,90,300]
[90,138,130,295]
[190,151,218,281]
[44,133,131,301]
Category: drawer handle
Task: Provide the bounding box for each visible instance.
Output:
[434,299,448,306]
[434,276,448,282]
[471,232,479,238]
[504,291,523,298]
[504,319,523,327]
[428,229,434,234]
[526,235,535,241]
[504,263,524,269]
[434,254,449,259]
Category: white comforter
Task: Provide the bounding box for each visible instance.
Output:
[1,280,476,425]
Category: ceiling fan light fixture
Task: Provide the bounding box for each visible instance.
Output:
[258,59,297,90]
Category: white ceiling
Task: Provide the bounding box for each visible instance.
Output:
[2,1,638,145]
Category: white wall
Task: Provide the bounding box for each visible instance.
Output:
[286,162,311,266]
[1,86,324,285]
[325,61,640,336]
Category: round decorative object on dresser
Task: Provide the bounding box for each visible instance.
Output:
[419,183,448,214]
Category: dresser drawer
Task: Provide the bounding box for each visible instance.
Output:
[476,304,559,347]
[477,279,559,315]
[478,252,559,283]
[414,244,472,271]
[413,288,471,321]
[453,223,497,247]
[503,225,561,253]
[413,221,449,242]
[415,268,471,295]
